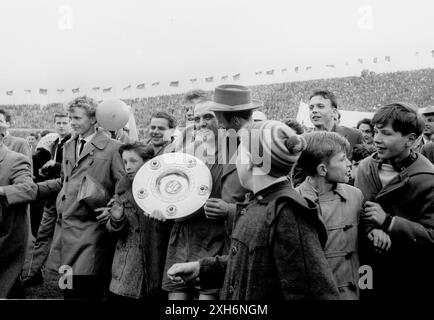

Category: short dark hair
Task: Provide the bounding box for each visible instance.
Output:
[183,89,211,104]
[309,90,338,109]
[356,118,373,130]
[150,111,177,129]
[220,110,253,123]
[352,144,376,162]
[297,131,350,177]
[284,119,304,135]
[0,109,12,123]
[119,142,154,162]
[28,133,39,139]
[54,113,69,122]
[371,102,425,137]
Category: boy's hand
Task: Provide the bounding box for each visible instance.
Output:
[167,261,200,284]
[363,201,387,226]
[368,229,392,252]
[204,198,230,220]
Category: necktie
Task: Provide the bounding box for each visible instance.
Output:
[79,139,86,156]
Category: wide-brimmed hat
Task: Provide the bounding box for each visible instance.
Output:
[210,84,262,112]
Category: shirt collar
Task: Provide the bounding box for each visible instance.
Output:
[78,131,96,144]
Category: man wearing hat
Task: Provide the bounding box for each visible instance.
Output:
[204,84,261,233]
[414,105,434,153]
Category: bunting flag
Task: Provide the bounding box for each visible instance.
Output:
[306,66,312,71]
[103,87,112,93]
[373,57,378,63]
[6,90,13,96]
[190,78,197,83]
[281,68,287,73]
[57,89,64,93]
[221,75,228,80]
[205,76,214,83]
[326,64,335,68]
[136,83,145,90]
[24,89,32,94]
[432,50,434,57]
[266,69,274,75]
[385,56,391,62]
[92,87,100,91]
[152,82,160,87]
[294,67,299,73]
[232,73,240,80]
[72,88,80,93]
[357,58,363,64]
[255,71,262,76]
[39,88,48,95]
[415,51,420,56]
[123,85,132,91]
[169,81,179,87]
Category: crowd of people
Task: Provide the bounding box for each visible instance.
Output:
[3,68,434,138]
[0,80,434,301]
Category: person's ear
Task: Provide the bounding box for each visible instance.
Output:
[405,133,417,147]
[317,163,327,177]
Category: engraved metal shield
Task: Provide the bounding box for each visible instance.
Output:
[132,152,212,219]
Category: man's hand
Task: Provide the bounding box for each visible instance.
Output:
[167,261,200,284]
[204,198,230,220]
[363,201,387,226]
[41,160,56,170]
[368,229,392,253]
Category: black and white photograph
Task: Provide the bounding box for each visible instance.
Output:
[0,0,433,317]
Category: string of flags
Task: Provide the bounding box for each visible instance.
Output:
[4,50,434,97]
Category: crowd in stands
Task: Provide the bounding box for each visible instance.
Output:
[3,68,434,139]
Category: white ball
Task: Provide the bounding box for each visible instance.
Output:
[96,99,131,131]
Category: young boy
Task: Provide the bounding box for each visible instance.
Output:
[355,102,434,300]
[166,120,340,300]
[296,131,363,300]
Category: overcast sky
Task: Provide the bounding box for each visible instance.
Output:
[1,0,433,103]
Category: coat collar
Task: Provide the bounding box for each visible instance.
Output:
[66,129,111,164]
[298,178,348,202]
[0,143,9,162]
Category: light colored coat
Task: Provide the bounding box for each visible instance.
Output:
[296,180,363,300]
[38,130,125,276]
[0,144,37,297]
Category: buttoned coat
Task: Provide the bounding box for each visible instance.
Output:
[355,153,434,300]
[37,130,125,276]
[0,144,37,297]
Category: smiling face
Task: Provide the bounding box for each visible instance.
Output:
[374,122,415,162]
[309,95,336,130]
[149,117,170,147]
[194,111,219,138]
[122,150,145,181]
[422,113,434,139]
[69,107,96,137]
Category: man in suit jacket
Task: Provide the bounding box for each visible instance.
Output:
[37,96,125,299]
[0,109,32,163]
[0,124,37,298]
